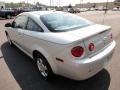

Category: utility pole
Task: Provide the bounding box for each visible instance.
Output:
[80,0,83,11]
[102,0,109,24]
[25,0,29,7]
[58,0,60,7]
[50,0,51,9]
[105,0,109,14]
[80,0,83,8]
[79,0,81,9]
[19,0,21,7]
[52,0,54,6]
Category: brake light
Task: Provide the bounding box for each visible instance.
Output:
[71,46,84,57]
[88,43,95,51]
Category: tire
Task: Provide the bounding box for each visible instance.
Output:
[6,15,12,19]
[6,35,13,46]
[35,53,53,79]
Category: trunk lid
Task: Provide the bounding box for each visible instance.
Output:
[35,24,112,47]
[67,24,112,57]
[83,30,112,57]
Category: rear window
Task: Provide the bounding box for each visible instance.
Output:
[40,12,93,32]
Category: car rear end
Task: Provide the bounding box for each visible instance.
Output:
[54,24,116,80]
[69,40,115,80]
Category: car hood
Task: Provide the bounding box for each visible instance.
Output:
[35,24,111,45]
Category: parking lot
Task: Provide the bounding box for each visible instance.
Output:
[0,11,120,90]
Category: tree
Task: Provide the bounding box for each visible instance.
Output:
[36,2,40,6]
[68,4,72,8]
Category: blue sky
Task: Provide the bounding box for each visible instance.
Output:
[0,0,115,6]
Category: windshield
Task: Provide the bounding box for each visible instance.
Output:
[40,12,93,32]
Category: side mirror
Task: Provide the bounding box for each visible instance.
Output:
[5,23,12,27]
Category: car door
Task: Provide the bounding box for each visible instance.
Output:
[23,17,44,54]
[10,15,28,47]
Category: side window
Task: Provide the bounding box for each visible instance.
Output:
[26,18,43,32]
[12,15,28,29]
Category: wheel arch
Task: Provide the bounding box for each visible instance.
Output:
[32,50,56,73]
[32,50,45,60]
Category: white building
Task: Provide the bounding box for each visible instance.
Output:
[0,2,5,9]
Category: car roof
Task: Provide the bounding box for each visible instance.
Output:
[18,11,69,23]
[20,11,62,16]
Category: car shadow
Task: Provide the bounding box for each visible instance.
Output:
[1,42,111,90]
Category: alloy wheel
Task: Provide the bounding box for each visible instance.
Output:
[37,58,48,77]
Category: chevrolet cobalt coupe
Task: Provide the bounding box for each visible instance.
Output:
[5,11,116,80]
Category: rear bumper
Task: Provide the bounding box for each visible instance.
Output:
[62,40,116,80]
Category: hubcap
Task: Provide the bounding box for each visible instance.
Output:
[37,58,48,77]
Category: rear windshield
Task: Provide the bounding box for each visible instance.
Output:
[40,12,93,32]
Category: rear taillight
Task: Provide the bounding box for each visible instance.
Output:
[71,46,84,57]
[88,43,95,51]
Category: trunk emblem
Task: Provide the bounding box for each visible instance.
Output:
[103,37,107,45]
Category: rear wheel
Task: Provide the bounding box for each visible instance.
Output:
[35,53,53,79]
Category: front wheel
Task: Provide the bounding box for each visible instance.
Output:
[35,54,53,79]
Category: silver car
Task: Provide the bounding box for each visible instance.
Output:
[5,11,116,80]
